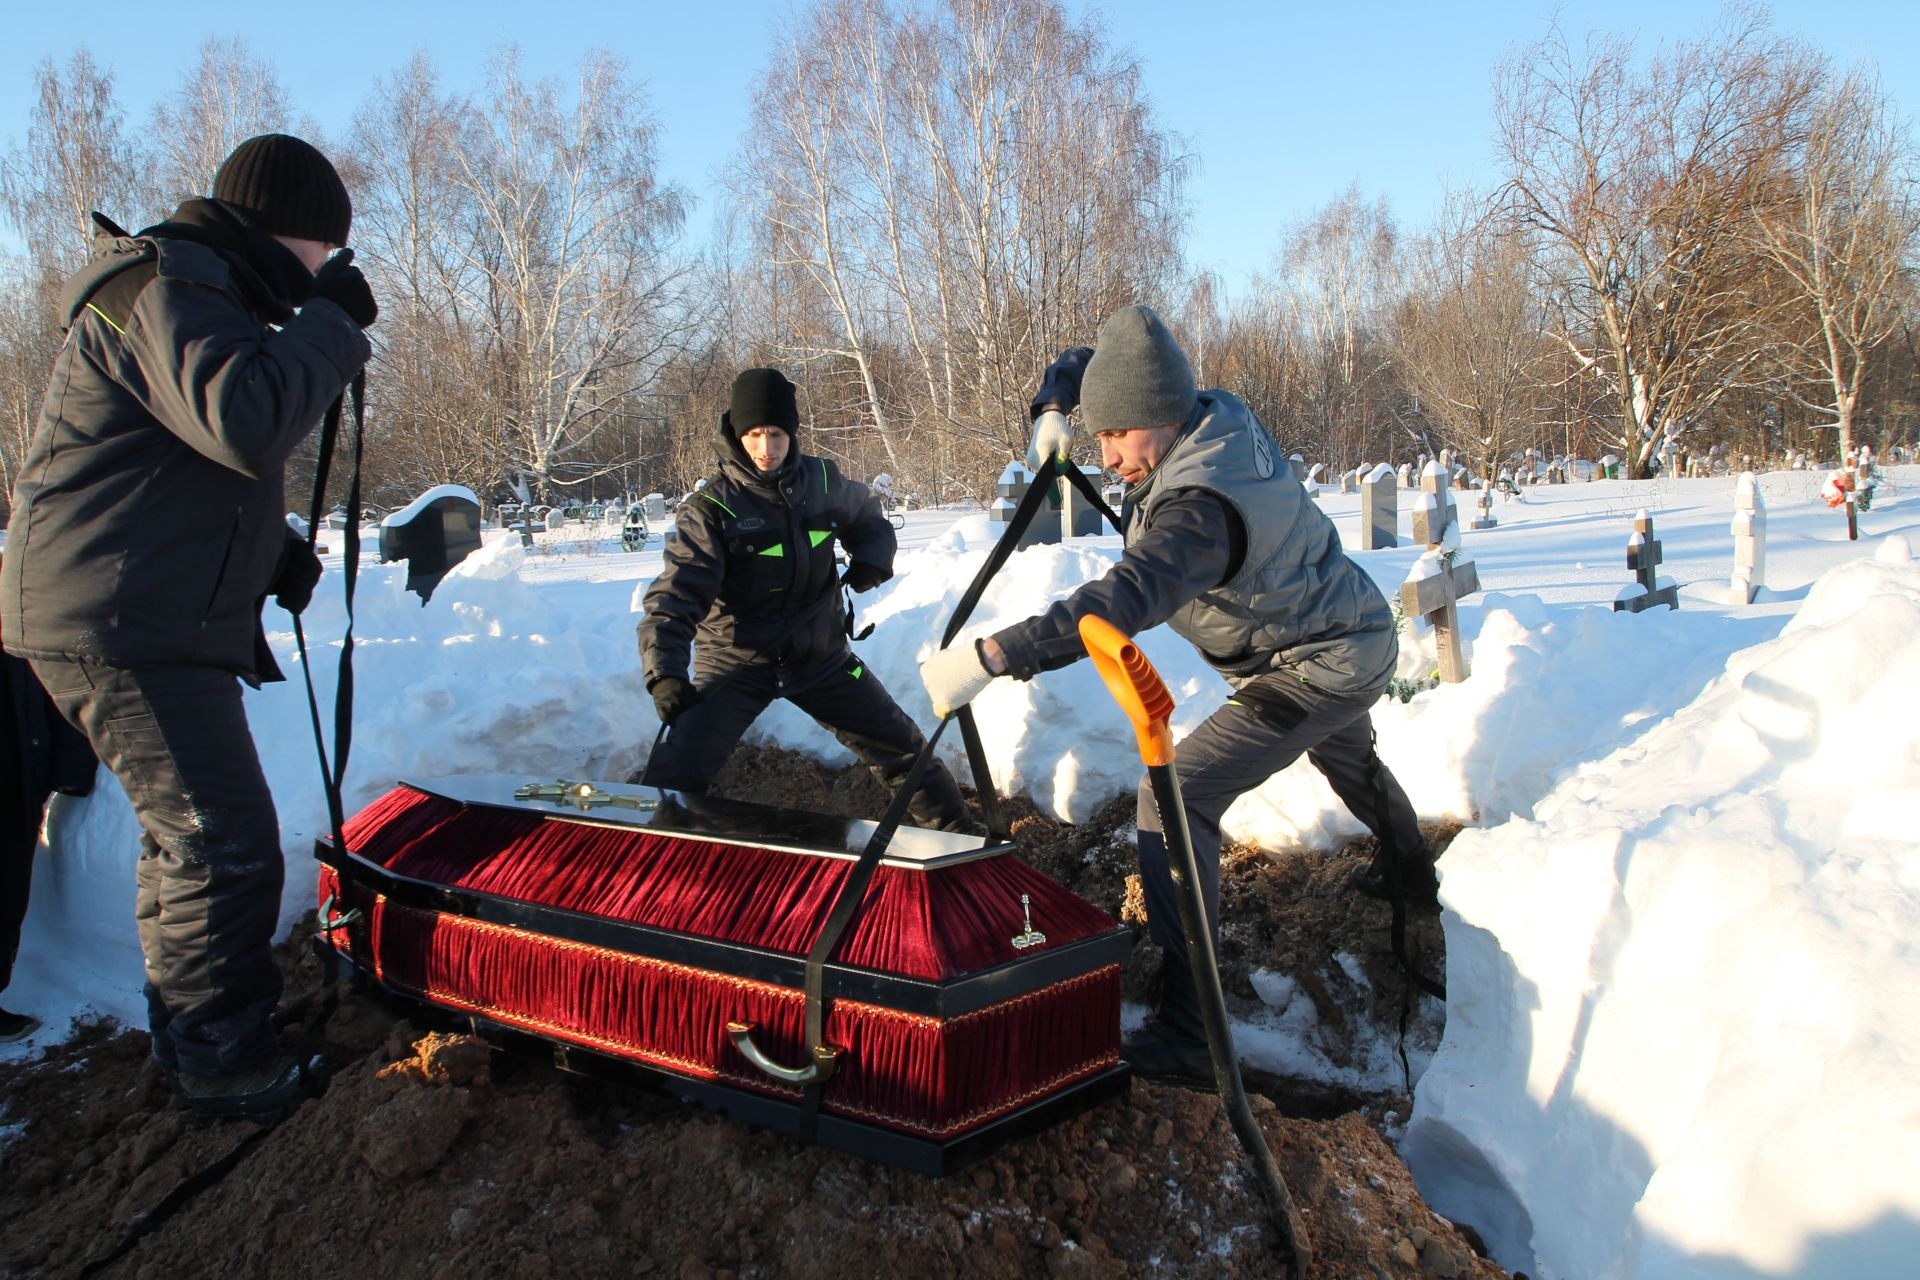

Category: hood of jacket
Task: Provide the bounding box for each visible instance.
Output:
[56,198,312,333]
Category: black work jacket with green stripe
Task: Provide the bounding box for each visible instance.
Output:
[638,436,894,688]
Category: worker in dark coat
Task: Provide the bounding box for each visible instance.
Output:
[920,305,1438,1086]
[638,368,970,831]
[0,557,99,1043]
[0,134,376,1117]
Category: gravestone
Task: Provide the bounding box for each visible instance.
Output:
[1341,466,1361,495]
[1304,462,1326,493]
[1397,462,1415,489]
[1469,484,1498,531]
[1360,464,1397,550]
[1058,464,1109,538]
[1730,472,1766,605]
[1613,510,1680,612]
[1411,461,1460,547]
[991,461,1061,551]
[379,484,484,603]
[1401,462,1481,683]
[643,493,669,524]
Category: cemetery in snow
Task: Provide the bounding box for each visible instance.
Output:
[973,443,1880,695]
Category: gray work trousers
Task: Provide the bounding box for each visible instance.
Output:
[30,659,282,1076]
[1135,678,1421,964]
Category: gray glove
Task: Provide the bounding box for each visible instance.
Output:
[920,641,999,718]
[1025,409,1074,472]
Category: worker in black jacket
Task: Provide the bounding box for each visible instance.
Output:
[0,134,375,1116]
[638,369,970,831]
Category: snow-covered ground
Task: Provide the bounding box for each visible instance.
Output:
[8,466,1918,1278]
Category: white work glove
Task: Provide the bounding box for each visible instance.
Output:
[1026,409,1074,472]
[920,641,998,718]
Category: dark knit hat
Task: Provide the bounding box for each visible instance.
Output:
[728,368,800,436]
[213,134,352,245]
[1080,305,1197,433]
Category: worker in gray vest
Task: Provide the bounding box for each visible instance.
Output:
[919,304,1437,1087]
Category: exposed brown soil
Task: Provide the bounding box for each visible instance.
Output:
[0,745,1500,1280]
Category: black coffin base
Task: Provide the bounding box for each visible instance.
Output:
[322,937,1132,1176]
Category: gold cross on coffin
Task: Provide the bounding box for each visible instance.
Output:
[513,779,658,813]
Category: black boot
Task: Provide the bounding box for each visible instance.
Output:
[0,1006,41,1043]
[174,1054,318,1124]
[1121,953,1216,1089]
[1351,840,1440,909]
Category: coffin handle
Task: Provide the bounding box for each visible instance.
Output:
[726,1021,840,1086]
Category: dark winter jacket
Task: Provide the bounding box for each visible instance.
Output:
[0,199,371,683]
[638,419,895,688]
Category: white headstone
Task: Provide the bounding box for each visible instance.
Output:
[1730,471,1766,604]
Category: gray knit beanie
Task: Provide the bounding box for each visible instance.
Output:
[1079,305,1196,433]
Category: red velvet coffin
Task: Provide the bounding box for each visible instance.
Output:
[315,775,1131,1171]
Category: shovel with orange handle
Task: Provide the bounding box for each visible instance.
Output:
[1079,613,1310,1279]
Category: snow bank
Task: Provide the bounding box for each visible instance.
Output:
[1405,553,1920,1278]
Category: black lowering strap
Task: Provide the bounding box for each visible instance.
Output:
[796,714,953,1136]
[788,455,1121,1130]
[1362,733,1445,1092]
[938,459,1123,838]
[293,372,366,860]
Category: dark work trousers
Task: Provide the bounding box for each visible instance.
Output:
[1135,679,1423,966]
[644,649,969,830]
[29,658,282,1076]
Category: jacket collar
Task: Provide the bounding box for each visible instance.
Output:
[134,198,311,322]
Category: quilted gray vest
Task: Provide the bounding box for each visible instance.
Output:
[1127,392,1398,695]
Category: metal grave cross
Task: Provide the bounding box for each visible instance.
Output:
[1613,511,1679,613]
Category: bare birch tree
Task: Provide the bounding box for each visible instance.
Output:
[351,49,694,502]
[1495,11,1819,476]
[0,50,152,274]
[1748,66,1920,461]
[735,0,1188,490]
[149,38,292,205]
[1390,196,1555,481]
[1251,186,1400,467]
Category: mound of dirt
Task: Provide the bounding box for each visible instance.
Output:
[0,746,1502,1280]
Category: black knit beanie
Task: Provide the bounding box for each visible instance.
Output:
[213,134,352,245]
[727,368,800,436]
[1080,305,1197,433]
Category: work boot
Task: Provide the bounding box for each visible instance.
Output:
[1351,842,1441,910]
[0,1006,41,1044]
[1121,954,1215,1090]
[174,1054,317,1124]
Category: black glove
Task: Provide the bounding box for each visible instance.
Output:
[272,534,324,615]
[1029,346,1094,420]
[650,677,702,727]
[841,561,890,593]
[311,248,378,328]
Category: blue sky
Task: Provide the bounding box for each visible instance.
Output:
[5,1,1916,291]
